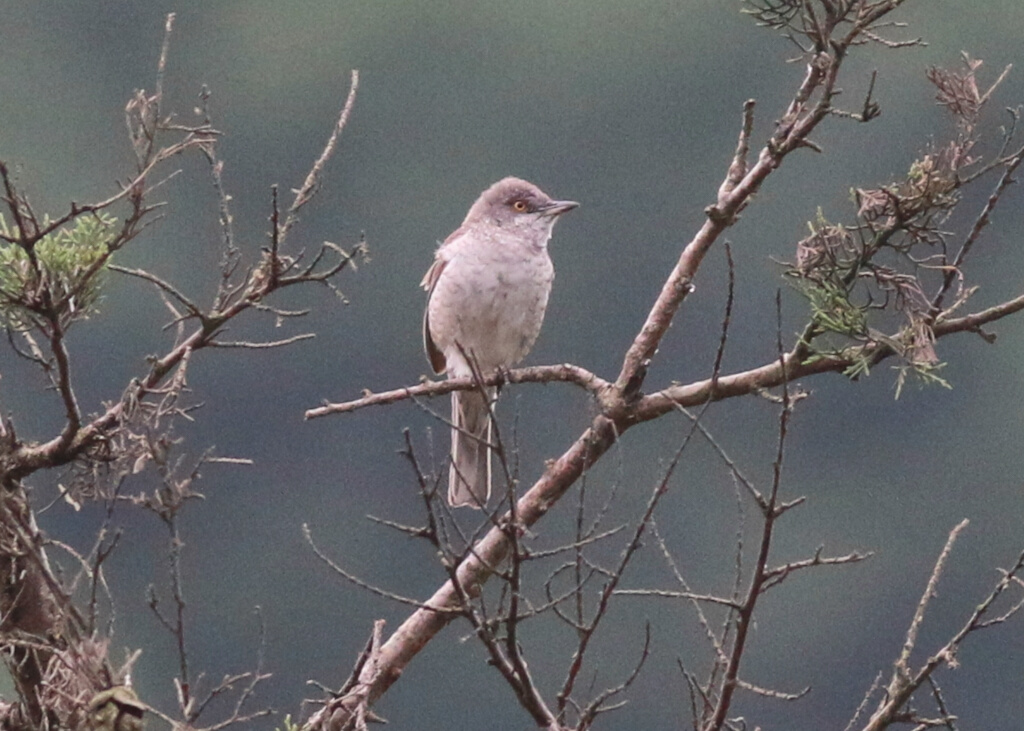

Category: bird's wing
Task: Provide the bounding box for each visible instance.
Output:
[421,247,452,375]
[420,251,445,292]
[422,224,471,374]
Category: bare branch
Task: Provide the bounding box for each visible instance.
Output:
[109,264,205,319]
[303,524,461,616]
[896,520,970,680]
[861,525,1024,731]
[613,589,741,610]
[306,363,611,418]
[932,143,1024,312]
[280,71,360,242]
[208,334,316,349]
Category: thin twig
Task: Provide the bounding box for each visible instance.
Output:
[280,71,360,241]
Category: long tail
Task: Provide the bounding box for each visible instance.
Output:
[448,388,495,508]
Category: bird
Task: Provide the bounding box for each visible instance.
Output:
[421,177,578,507]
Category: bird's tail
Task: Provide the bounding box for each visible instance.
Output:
[448,388,495,508]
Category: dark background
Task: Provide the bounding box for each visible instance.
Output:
[2,1,1024,728]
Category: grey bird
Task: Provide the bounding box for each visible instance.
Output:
[422,177,578,507]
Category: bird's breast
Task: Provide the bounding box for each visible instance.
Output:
[427,242,554,374]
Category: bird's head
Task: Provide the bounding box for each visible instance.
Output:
[465,177,578,240]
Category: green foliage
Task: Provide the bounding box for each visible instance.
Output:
[275,714,300,731]
[798,277,869,339]
[894,361,952,400]
[0,212,117,331]
[780,55,1012,399]
[787,207,948,394]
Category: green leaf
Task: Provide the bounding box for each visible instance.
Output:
[0,212,117,330]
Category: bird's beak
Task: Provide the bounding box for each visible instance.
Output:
[542,200,579,216]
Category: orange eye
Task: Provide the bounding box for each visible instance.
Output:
[512,200,528,212]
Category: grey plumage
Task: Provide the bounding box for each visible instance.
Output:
[421,177,577,507]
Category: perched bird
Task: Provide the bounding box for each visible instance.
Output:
[422,177,578,507]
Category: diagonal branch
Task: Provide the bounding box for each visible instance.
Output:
[861,526,1024,731]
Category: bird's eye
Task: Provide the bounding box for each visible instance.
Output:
[512,200,528,212]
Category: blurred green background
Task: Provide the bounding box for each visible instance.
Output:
[2,1,1024,728]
